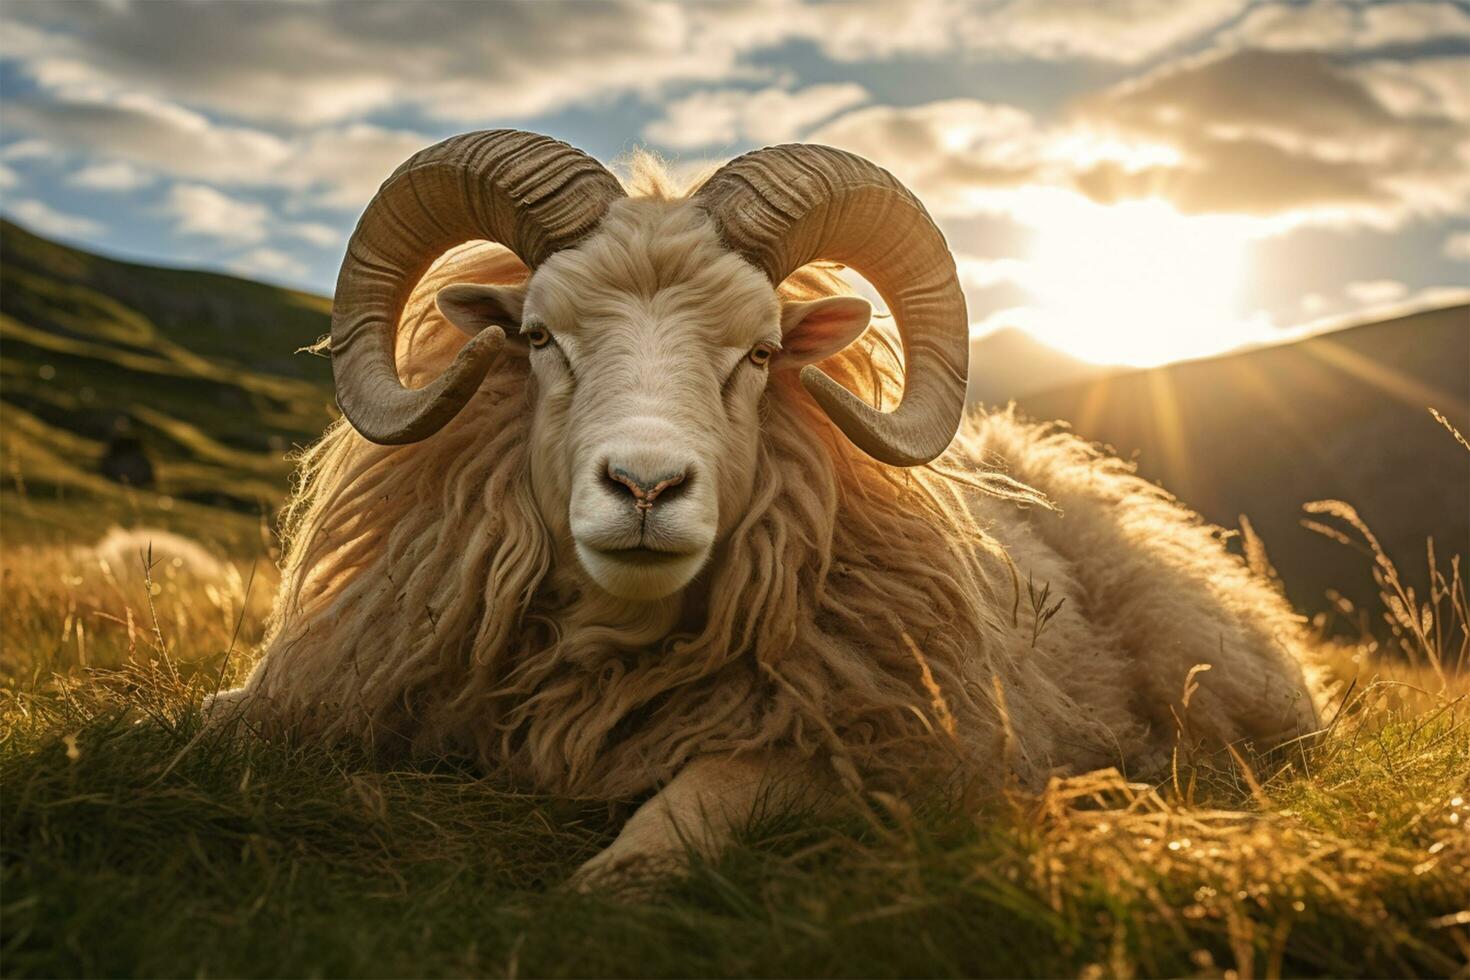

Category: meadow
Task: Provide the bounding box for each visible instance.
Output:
[1,473,1466,977]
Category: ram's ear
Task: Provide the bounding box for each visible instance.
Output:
[773,296,873,370]
[435,283,528,351]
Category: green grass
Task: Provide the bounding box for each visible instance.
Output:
[1,525,1466,978]
[0,218,333,530]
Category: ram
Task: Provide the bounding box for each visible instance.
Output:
[215,131,1322,884]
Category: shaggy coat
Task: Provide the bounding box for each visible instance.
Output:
[223,161,1322,809]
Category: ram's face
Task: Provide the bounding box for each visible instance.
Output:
[436,203,870,601]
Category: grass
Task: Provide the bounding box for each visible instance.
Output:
[0,218,333,532]
[1,506,1467,978]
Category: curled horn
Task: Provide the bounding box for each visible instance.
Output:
[695,144,968,467]
[331,130,625,445]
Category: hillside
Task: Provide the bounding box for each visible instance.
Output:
[968,325,1114,403]
[1012,305,1470,620]
[0,219,334,550]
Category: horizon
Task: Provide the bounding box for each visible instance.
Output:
[2,0,1468,368]
[4,208,1464,378]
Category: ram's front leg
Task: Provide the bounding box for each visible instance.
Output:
[571,751,820,891]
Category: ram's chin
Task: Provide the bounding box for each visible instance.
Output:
[574,543,710,601]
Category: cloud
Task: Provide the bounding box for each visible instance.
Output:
[0,0,1252,141]
[1223,1,1470,52]
[1297,283,1470,337]
[286,222,341,249]
[163,184,270,243]
[7,91,433,212]
[643,83,869,150]
[1068,48,1470,227]
[228,247,306,282]
[798,0,1248,65]
[5,93,292,183]
[1444,230,1470,261]
[5,198,105,238]
[1357,56,1470,123]
[809,99,1047,217]
[67,160,151,190]
[1299,292,1329,315]
[802,45,1470,233]
[274,124,432,209]
[949,0,1248,64]
[0,2,780,127]
[0,138,57,161]
[954,254,1032,291]
[0,163,17,189]
[1345,279,1409,305]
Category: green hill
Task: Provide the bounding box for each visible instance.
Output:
[0,219,334,551]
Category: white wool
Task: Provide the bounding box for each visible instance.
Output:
[217,155,1324,801]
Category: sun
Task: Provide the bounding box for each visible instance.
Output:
[1022,196,1264,367]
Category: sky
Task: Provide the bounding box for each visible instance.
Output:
[1,0,1467,366]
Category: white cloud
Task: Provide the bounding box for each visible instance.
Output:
[644,83,869,150]
[1299,292,1330,315]
[1067,48,1470,227]
[228,247,306,282]
[286,222,340,249]
[274,124,432,210]
[955,254,1032,291]
[810,99,1047,218]
[800,0,1248,65]
[5,93,291,184]
[954,0,1248,64]
[800,45,1470,235]
[1356,57,1470,123]
[5,198,104,238]
[1344,279,1409,305]
[0,138,58,161]
[1224,1,1470,52]
[0,163,18,189]
[1298,283,1470,336]
[8,92,433,212]
[164,184,270,243]
[1444,230,1470,261]
[0,0,1251,139]
[0,2,779,127]
[67,160,151,191]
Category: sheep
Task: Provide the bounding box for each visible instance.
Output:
[90,526,231,587]
[215,131,1324,885]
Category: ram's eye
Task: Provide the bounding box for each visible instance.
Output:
[748,342,778,367]
[522,324,552,349]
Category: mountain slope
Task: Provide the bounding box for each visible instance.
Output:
[1013,305,1470,619]
[0,219,334,548]
[968,325,1114,404]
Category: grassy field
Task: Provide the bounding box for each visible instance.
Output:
[0,219,332,551]
[1,490,1467,978]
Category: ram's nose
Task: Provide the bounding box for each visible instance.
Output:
[600,455,693,512]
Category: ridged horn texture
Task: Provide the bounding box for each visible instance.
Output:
[332,130,625,445]
[696,144,969,467]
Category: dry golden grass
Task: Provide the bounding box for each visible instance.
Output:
[1,527,274,691]
[1,512,1466,977]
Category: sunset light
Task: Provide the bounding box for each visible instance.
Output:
[1024,196,1264,367]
